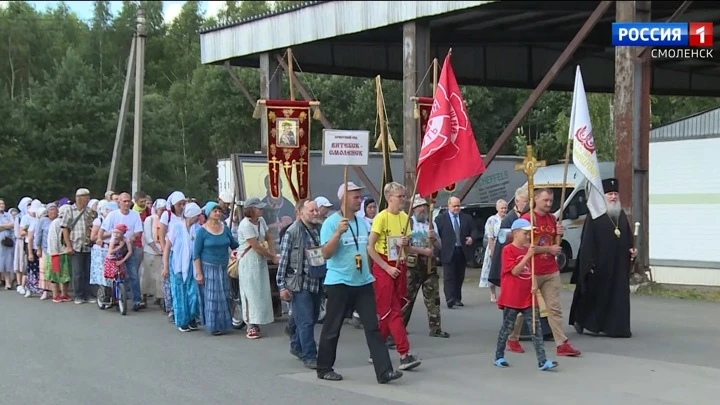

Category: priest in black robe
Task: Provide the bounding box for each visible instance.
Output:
[569,178,637,338]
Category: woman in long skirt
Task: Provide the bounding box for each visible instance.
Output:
[22,200,42,298]
[235,198,278,339]
[46,204,72,301]
[160,191,187,322]
[163,202,201,332]
[194,202,239,336]
[90,201,118,304]
[0,200,15,289]
[479,199,507,302]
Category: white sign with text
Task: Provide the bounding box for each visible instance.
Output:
[322,129,370,166]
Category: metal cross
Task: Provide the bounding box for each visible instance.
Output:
[514,145,546,178]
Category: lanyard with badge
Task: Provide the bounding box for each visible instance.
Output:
[346,216,362,271]
[300,222,326,272]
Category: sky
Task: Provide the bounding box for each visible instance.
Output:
[1,1,228,22]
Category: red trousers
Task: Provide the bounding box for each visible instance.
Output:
[372,256,410,356]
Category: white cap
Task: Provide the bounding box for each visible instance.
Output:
[411,194,428,209]
[75,188,91,197]
[219,191,233,204]
[337,182,364,201]
[314,196,333,208]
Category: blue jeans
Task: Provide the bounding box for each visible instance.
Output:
[125,248,143,305]
[291,290,321,362]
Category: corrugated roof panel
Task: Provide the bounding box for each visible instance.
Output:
[650,107,720,142]
[199,1,495,64]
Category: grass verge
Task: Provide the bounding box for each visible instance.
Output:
[634,283,720,302]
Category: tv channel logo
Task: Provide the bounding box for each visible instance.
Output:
[612,22,714,47]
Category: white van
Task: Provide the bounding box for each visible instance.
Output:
[512,162,615,272]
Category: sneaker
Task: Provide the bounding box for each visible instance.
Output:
[74,297,84,305]
[494,358,510,368]
[17,286,26,295]
[377,369,403,384]
[557,341,581,357]
[290,348,302,360]
[506,340,525,353]
[84,297,96,304]
[61,295,72,302]
[303,359,318,369]
[40,291,49,300]
[188,322,199,331]
[178,326,191,332]
[398,354,421,371]
[24,290,32,298]
[539,359,559,371]
[52,296,63,303]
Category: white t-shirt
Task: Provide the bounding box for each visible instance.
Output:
[101,210,143,240]
[143,215,161,255]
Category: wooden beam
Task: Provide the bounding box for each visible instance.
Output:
[457,0,613,202]
[274,53,380,200]
[224,61,255,108]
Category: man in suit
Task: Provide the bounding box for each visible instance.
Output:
[434,196,479,308]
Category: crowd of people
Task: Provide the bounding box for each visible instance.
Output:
[0,176,637,384]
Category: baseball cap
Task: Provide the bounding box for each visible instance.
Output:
[314,196,333,208]
[244,197,267,209]
[511,218,533,231]
[337,182,364,201]
[219,191,233,204]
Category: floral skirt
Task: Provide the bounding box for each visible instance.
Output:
[90,244,110,287]
[44,253,72,284]
[25,250,43,294]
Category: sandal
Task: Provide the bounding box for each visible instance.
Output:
[318,371,343,381]
[246,327,260,339]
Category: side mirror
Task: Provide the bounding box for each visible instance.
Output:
[567,205,579,220]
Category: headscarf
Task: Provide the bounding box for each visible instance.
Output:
[152,199,167,215]
[97,200,109,218]
[184,202,202,219]
[36,205,47,219]
[57,197,70,207]
[17,197,32,216]
[358,197,375,230]
[105,201,119,217]
[166,191,186,212]
[89,199,99,211]
[28,199,42,215]
[203,201,219,218]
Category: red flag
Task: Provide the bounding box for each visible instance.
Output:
[416,53,485,198]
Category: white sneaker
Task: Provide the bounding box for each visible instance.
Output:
[74,297,84,305]
[40,291,49,300]
[17,286,26,295]
[24,290,31,298]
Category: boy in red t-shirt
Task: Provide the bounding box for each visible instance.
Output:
[494,218,558,371]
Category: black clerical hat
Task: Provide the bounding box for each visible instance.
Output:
[602,178,619,193]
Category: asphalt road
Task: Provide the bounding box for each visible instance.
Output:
[1,274,718,405]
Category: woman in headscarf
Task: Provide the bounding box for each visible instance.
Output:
[47,204,73,302]
[358,196,377,230]
[13,197,31,295]
[194,201,239,336]
[159,191,187,322]
[143,198,166,309]
[90,200,118,305]
[235,197,277,339]
[22,199,43,298]
[89,199,99,214]
[163,202,202,332]
[479,199,508,302]
[33,204,54,300]
[0,199,15,290]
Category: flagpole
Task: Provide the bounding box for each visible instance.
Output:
[557,68,578,246]
[427,57,439,275]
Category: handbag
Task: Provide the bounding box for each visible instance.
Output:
[1,237,12,248]
[228,246,251,278]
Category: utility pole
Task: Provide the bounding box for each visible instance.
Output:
[106,35,137,192]
[132,3,146,197]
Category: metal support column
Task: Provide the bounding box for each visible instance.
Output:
[259,53,281,154]
[613,1,635,227]
[633,1,652,273]
[402,21,431,189]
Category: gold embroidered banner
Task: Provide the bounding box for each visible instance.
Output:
[415,96,456,201]
[257,100,314,201]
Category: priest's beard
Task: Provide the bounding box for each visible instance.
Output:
[607,200,622,222]
[415,211,428,223]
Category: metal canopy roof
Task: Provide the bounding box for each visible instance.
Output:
[200,1,720,96]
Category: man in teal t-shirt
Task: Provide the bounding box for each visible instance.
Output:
[316,182,402,385]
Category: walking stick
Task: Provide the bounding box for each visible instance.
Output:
[514,145,546,334]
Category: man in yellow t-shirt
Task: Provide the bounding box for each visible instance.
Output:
[367,182,421,371]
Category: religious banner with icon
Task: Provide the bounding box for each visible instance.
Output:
[254,99,320,201]
[414,96,456,199]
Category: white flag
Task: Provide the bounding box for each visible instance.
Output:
[568,66,607,220]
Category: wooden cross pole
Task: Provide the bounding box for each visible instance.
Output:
[514,145,546,334]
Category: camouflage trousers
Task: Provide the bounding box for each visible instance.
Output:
[402,256,442,334]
